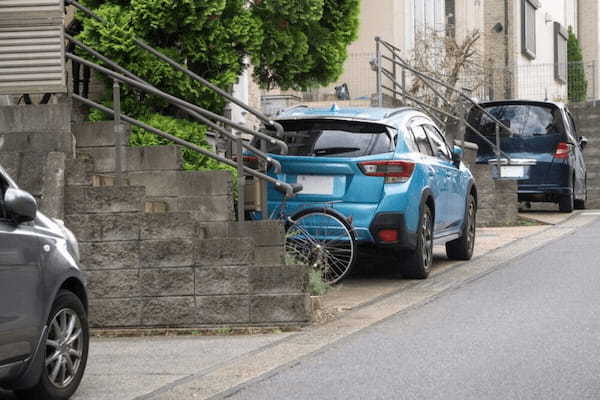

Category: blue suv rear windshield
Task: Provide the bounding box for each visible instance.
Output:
[467,104,565,137]
[264,119,393,157]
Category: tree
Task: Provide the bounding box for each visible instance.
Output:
[567,26,587,103]
[406,26,483,124]
[76,0,360,169]
[78,0,263,117]
[77,0,360,111]
[251,0,360,90]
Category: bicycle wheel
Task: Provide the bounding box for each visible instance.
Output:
[285,208,357,284]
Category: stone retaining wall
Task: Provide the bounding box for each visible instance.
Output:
[460,141,519,226]
[0,102,311,328]
[570,102,600,209]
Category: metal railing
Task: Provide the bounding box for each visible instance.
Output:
[64,0,300,220]
[374,37,515,170]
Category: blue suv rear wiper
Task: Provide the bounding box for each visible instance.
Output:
[314,147,361,156]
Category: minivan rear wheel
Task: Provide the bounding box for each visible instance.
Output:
[558,187,574,213]
[16,290,89,400]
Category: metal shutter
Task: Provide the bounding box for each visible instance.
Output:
[0,0,66,95]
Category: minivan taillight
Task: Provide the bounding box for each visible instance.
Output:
[359,160,415,183]
[554,142,570,159]
[235,155,259,169]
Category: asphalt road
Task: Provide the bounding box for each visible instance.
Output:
[226,217,600,400]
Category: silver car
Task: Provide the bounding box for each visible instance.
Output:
[0,164,89,400]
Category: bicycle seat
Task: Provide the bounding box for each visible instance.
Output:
[275,183,303,195]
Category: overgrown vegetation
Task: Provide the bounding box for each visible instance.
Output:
[307,269,329,296]
[567,26,588,103]
[407,26,483,123]
[76,0,360,170]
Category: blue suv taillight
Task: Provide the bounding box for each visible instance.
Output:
[358,160,415,183]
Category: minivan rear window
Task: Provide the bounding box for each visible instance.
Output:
[261,120,393,157]
[467,104,565,137]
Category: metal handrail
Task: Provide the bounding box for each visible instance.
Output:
[375,36,512,163]
[72,93,294,194]
[379,39,513,135]
[65,33,287,170]
[65,0,285,138]
[65,54,298,219]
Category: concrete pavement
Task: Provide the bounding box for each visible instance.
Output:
[226,213,600,399]
[0,210,593,400]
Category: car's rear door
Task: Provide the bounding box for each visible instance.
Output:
[423,124,465,232]
[0,175,43,368]
[408,120,449,233]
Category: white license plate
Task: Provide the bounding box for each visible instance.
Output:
[297,175,335,195]
[500,165,526,178]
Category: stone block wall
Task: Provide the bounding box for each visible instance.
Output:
[67,121,310,328]
[571,102,600,208]
[0,102,73,219]
[0,102,310,328]
[461,142,519,227]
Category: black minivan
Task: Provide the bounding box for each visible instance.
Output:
[465,100,587,212]
[0,164,89,399]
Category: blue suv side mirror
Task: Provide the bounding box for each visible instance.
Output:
[452,145,463,168]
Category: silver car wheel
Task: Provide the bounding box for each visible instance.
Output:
[45,308,84,389]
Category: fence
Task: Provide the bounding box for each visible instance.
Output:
[260,55,599,115]
[415,61,597,104]
[261,52,377,105]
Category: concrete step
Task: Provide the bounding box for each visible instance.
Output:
[65,185,146,215]
[78,145,183,174]
[144,201,169,213]
[127,170,232,197]
[140,212,203,240]
[65,212,142,242]
[0,131,71,154]
[0,102,70,135]
[144,195,233,222]
[73,121,130,148]
[65,156,95,186]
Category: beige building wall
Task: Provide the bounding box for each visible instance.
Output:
[483,0,580,102]
[578,0,600,99]
[323,0,404,102]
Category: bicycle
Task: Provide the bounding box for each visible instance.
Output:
[251,184,358,284]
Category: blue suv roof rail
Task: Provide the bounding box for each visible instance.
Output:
[383,107,414,119]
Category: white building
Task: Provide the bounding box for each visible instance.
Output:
[286,0,595,104]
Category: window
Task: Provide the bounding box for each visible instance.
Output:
[554,22,568,83]
[263,120,393,157]
[424,125,451,160]
[411,126,434,156]
[567,112,577,134]
[522,0,540,59]
[410,0,446,47]
[466,104,565,138]
[403,130,419,153]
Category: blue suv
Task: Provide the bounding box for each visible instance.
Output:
[255,106,477,280]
